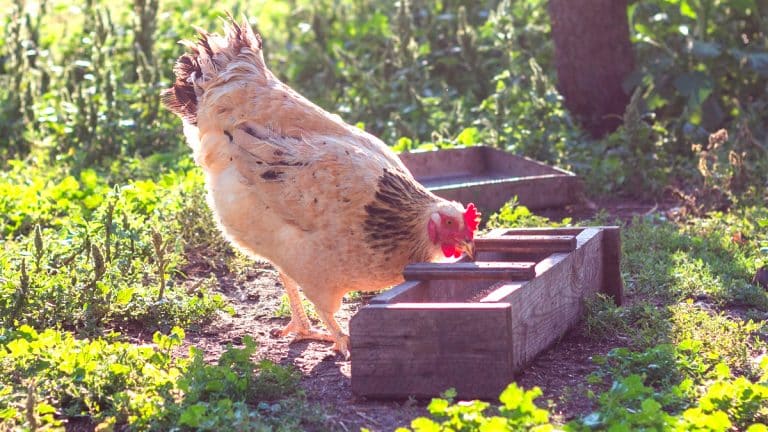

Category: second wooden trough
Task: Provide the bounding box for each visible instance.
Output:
[350,226,622,399]
[398,146,583,212]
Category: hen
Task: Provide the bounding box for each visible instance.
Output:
[162,19,479,355]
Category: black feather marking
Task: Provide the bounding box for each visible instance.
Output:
[239,124,302,143]
[272,160,306,167]
[241,125,267,140]
[161,53,201,124]
[363,168,434,256]
[235,124,308,168]
[260,169,283,181]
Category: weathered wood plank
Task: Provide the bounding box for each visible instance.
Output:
[369,280,424,304]
[403,261,536,281]
[498,227,585,236]
[479,282,525,303]
[424,279,507,302]
[475,235,576,254]
[350,303,513,399]
[502,228,605,370]
[601,226,624,305]
[351,226,623,399]
[372,280,510,304]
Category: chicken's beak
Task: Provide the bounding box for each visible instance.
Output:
[458,239,476,261]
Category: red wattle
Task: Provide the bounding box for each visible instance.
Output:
[441,243,457,258]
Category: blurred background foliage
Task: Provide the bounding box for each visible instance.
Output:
[0,0,764,196]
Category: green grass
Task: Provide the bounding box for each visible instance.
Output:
[0,158,231,333]
[622,208,768,309]
[0,326,325,431]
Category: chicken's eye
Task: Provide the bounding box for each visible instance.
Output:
[446,219,453,226]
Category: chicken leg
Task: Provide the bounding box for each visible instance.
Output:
[275,273,335,343]
[316,310,350,357]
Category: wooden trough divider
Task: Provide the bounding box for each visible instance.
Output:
[350,226,623,399]
[474,234,577,254]
[403,261,537,281]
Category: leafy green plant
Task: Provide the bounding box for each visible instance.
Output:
[622,207,768,308]
[486,198,571,229]
[0,326,319,431]
[396,384,555,432]
[572,334,768,431]
[0,161,228,333]
[582,294,669,349]
[670,301,765,377]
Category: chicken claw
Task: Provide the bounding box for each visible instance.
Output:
[271,317,332,339]
[316,309,351,359]
[275,273,348,357]
[331,335,351,359]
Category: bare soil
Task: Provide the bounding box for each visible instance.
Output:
[164,198,664,431]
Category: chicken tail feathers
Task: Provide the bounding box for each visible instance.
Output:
[162,16,264,125]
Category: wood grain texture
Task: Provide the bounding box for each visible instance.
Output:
[601,226,624,305]
[502,228,604,369]
[475,235,576,254]
[350,303,514,398]
[369,280,423,304]
[479,282,525,303]
[498,227,585,236]
[403,261,536,281]
[493,226,623,303]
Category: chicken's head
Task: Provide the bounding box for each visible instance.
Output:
[427,202,481,259]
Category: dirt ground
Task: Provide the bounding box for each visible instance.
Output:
[158,198,666,432]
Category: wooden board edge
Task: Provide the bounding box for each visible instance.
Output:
[600,226,624,305]
[503,228,605,368]
[475,235,577,254]
[356,302,515,311]
[369,280,423,304]
[479,281,525,303]
[403,261,536,281]
[497,227,585,236]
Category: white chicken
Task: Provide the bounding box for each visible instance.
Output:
[162,19,479,355]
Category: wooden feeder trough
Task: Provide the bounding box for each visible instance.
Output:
[398,146,582,212]
[350,226,622,399]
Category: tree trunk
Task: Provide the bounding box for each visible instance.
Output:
[548,0,635,138]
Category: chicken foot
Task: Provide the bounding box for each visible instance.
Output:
[273,273,335,344]
[315,309,350,358]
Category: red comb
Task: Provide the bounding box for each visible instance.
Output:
[464,203,480,232]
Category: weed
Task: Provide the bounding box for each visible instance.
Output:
[0,327,321,430]
[670,301,765,378]
[0,162,228,333]
[582,294,669,349]
[486,198,571,229]
[395,383,555,432]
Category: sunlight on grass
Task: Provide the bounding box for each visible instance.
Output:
[670,301,765,378]
[623,210,768,310]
